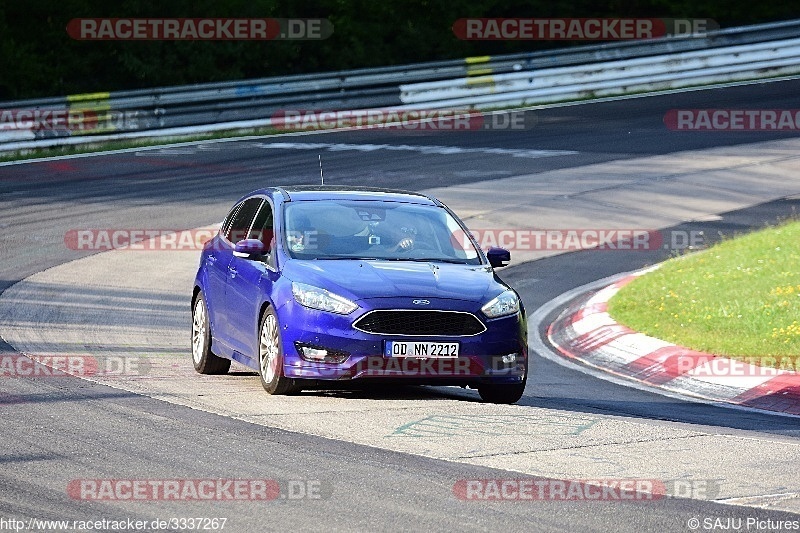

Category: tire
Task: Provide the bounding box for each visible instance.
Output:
[258,307,301,395]
[191,292,231,375]
[478,359,527,404]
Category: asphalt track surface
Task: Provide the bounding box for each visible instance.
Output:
[2,80,800,532]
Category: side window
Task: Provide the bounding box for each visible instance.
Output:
[220,202,242,239]
[225,197,263,243]
[248,200,275,250]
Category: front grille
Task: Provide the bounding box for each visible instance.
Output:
[353,310,486,336]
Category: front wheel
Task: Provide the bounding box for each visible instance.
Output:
[478,359,527,404]
[478,382,526,404]
[259,307,301,395]
[191,293,231,375]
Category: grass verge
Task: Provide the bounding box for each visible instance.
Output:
[608,220,800,365]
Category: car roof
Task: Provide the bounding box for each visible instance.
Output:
[250,185,441,205]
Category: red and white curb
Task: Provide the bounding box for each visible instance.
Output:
[547,271,800,416]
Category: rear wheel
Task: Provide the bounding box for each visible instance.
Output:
[191,293,231,375]
[259,307,301,395]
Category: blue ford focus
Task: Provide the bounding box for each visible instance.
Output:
[191,186,527,403]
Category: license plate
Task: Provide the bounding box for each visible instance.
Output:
[385,341,459,358]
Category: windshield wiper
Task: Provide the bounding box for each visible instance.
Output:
[309,256,379,260]
[389,257,469,264]
[306,256,469,264]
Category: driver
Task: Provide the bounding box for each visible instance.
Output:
[393,226,416,251]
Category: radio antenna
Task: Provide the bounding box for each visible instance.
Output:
[318,154,324,186]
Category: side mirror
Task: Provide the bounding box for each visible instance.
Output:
[486,247,510,268]
[233,239,268,259]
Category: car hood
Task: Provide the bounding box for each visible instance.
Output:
[282,259,500,302]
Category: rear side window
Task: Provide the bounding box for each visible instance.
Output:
[225,197,263,243]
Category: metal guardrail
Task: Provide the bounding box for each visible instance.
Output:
[1,18,800,151]
[399,37,800,108]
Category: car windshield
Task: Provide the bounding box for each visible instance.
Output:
[283,200,482,264]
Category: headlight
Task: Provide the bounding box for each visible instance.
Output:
[481,290,519,318]
[292,282,358,314]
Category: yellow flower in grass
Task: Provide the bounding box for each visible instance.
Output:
[770,285,800,296]
[772,321,800,339]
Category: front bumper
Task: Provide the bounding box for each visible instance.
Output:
[276,296,527,385]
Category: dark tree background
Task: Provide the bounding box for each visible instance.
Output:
[0,0,796,100]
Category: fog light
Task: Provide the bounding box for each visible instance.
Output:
[295,342,349,364]
[501,353,517,364]
[302,347,328,360]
